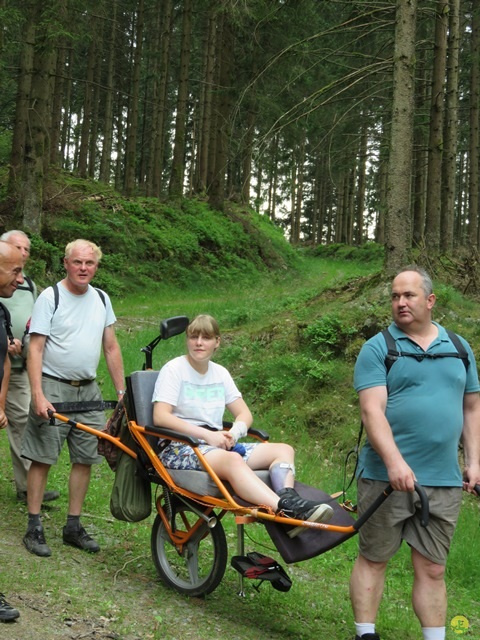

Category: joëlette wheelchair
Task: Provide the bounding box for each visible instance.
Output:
[49,316,433,598]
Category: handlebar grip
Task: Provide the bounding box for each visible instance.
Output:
[414,482,429,528]
[474,484,480,497]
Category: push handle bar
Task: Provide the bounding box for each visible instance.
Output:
[413,482,429,527]
[354,482,429,533]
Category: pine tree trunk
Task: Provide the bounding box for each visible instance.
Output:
[384,0,417,273]
[8,2,36,199]
[169,0,192,197]
[355,122,368,244]
[208,10,234,211]
[49,31,66,167]
[424,0,449,251]
[440,0,460,252]
[60,46,73,170]
[124,0,144,196]
[144,1,162,195]
[78,19,97,178]
[150,0,172,197]
[412,54,428,246]
[16,32,56,231]
[99,1,117,184]
[196,3,217,194]
[469,2,480,246]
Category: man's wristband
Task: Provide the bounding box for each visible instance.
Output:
[116,389,126,395]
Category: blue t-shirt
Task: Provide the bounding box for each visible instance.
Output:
[353,322,480,486]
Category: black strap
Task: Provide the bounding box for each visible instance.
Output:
[52,401,117,413]
[51,284,106,314]
[0,302,15,345]
[16,275,35,295]
[382,327,469,372]
[342,420,363,502]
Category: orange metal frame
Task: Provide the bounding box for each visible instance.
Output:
[51,411,359,537]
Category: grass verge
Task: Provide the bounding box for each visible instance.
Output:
[1,255,479,639]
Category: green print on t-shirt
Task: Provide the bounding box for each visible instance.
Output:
[183,383,224,402]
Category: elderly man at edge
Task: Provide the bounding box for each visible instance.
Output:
[349,266,480,640]
[21,239,125,557]
[0,230,59,504]
[0,241,25,620]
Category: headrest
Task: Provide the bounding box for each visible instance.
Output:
[128,370,159,426]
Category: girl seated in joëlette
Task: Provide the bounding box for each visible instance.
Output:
[152,314,333,538]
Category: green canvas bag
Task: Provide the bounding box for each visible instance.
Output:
[109,409,152,522]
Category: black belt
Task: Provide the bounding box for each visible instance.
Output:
[42,373,95,387]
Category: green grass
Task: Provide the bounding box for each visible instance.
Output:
[1,254,480,639]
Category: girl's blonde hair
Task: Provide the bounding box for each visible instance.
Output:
[186,314,220,339]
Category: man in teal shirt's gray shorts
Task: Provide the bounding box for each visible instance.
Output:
[349,266,480,640]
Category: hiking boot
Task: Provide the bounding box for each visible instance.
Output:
[63,526,100,553]
[355,634,380,640]
[276,487,334,538]
[17,490,60,504]
[23,526,51,557]
[0,593,20,621]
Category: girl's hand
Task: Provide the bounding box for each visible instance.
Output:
[205,429,231,450]
[224,432,235,450]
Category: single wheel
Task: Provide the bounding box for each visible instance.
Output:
[151,503,228,597]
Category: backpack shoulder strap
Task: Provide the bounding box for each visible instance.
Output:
[445,328,470,371]
[382,328,399,373]
[382,327,469,372]
[24,275,34,294]
[0,301,14,344]
[51,284,106,315]
[16,275,35,295]
[94,288,106,307]
[52,283,59,313]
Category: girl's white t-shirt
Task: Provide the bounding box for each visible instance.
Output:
[152,355,241,430]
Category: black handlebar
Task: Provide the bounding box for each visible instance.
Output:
[413,482,429,527]
[354,482,429,532]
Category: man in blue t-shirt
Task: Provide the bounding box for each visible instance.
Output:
[349,266,480,640]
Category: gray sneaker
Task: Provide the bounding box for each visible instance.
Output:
[355,634,380,640]
[276,487,334,538]
[23,526,52,557]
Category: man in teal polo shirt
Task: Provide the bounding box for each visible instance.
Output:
[349,266,480,640]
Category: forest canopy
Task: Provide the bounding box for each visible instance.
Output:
[1,0,480,273]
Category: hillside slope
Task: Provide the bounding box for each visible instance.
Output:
[9,171,298,294]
